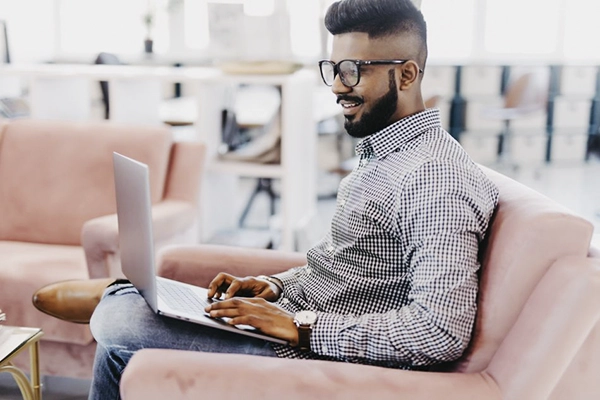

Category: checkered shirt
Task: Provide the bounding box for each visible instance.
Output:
[272,108,499,369]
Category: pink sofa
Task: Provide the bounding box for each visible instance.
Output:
[120,166,600,400]
[0,119,205,378]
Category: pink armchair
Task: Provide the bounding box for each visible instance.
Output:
[120,167,600,400]
[0,119,205,378]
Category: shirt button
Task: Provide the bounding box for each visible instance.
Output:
[281,298,289,304]
[357,350,365,357]
[322,345,328,353]
[340,199,346,207]
[360,159,368,167]
[327,245,334,253]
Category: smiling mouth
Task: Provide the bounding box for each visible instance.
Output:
[338,98,363,115]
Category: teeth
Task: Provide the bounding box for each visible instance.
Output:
[342,103,359,108]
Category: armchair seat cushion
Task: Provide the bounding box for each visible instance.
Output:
[121,350,501,400]
[0,240,93,345]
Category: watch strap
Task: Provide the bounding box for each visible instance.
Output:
[297,324,312,351]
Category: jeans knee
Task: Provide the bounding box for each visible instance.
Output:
[90,289,145,349]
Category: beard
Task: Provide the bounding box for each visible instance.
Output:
[342,71,399,139]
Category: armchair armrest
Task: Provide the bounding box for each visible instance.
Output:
[157,244,307,287]
[486,256,600,400]
[81,213,119,279]
[120,350,500,400]
[82,200,197,279]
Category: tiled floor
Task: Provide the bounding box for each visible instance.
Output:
[0,374,90,399]
[1,156,599,399]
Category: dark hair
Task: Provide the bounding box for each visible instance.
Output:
[325,0,427,66]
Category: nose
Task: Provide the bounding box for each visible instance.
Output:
[331,73,352,95]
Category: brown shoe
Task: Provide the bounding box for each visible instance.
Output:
[32,278,116,324]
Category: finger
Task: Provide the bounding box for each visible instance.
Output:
[207,273,233,298]
[206,297,242,311]
[226,315,258,327]
[206,275,223,298]
[208,307,243,319]
[224,280,243,299]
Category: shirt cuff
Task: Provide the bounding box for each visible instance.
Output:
[310,312,346,358]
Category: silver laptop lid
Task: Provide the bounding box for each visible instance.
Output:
[113,152,158,312]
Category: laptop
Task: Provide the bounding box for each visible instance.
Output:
[112,152,287,345]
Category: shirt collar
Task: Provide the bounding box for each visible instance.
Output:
[355,108,442,159]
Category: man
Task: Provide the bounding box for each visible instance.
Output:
[35,0,498,398]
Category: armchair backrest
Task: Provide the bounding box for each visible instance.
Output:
[448,166,594,372]
[0,119,173,245]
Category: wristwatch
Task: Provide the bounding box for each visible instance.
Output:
[293,310,317,351]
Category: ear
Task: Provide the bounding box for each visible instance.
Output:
[398,61,421,91]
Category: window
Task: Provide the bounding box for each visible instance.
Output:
[563,0,600,61]
[483,0,561,57]
[288,0,321,60]
[0,0,55,62]
[419,0,476,61]
[184,0,210,50]
[57,0,169,57]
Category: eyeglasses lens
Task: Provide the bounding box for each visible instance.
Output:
[319,62,333,86]
[320,61,361,87]
[338,61,359,87]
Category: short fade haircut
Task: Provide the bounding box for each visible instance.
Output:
[324,0,428,69]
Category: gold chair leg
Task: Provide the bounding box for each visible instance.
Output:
[0,364,35,400]
[30,341,42,400]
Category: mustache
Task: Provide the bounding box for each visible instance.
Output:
[337,95,363,104]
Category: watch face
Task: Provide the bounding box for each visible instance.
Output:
[295,310,317,325]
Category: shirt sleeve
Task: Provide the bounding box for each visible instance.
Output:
[272,265,308,299]
[308,160,498,366]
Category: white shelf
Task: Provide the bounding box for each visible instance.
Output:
[0,63,221,82]
[0,63,318,251]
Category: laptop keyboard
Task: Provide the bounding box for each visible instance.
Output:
[157,279,211,315]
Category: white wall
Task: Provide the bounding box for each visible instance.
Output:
[0,0,599,66]
[0,0,56,63]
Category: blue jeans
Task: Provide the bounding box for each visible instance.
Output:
[88,283,277,400]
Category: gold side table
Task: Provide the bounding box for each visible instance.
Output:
[0,326,44,400]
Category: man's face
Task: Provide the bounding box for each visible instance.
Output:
[330,32,404,138]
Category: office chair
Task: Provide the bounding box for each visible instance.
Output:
[93,53,194,126]
[94,52,122,119]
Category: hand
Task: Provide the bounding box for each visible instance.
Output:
[205,297,299,346]
[207,273,281,302]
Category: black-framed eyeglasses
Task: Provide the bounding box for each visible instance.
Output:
[318,59,424,87]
